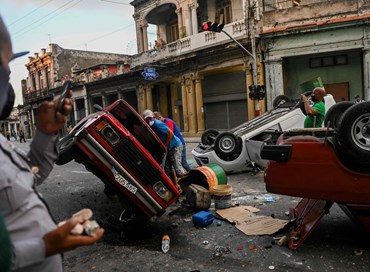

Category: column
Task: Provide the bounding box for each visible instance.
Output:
[194,73,205,134]
[102,94,107,108]
[138,85,146,114]
[73,99,78,123]
[187,74,197,134]
[180,76,189,133]
[363,49,370,101]
[145,84,153,110]
[84,95,89,116]
[34,67,40,91]
[142,20,149,52]
[133,13,143,53]
[246,66,254,120]
[184,5,193,36]
[264,58,284,110]
[170,82,180,126]
[175,8,184,38]
[190,1,198,35]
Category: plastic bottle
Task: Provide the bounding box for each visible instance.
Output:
[161,235,170,253]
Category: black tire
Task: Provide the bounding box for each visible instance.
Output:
[56,134,77,165]
[335,101,370,171]
[214,132,242,160]
[118,195,150,232]
[324,101,354,128]
[201,129,220,145]
[273,95,291,108]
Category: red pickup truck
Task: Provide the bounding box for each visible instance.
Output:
[261,101,370,249]
[56,100,180,227]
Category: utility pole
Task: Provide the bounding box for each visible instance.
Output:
[202,0,264,116]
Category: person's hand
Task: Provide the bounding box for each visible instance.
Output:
[301,94,308,103]
[36,90,72,134]
[43,215,104,257]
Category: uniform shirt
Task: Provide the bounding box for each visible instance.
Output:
[163,118,185,145]
[150,119,181,151]
[0,131,62,272]
[304,101,325,128]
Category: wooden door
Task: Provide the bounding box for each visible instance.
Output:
[324,82,349,102]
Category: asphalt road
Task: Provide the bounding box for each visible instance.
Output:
[11,139,370,272]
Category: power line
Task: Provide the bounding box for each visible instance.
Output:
[13,0,83,39]
[9,0,56,26]
[100,0,131,5]
[74,23,134,49]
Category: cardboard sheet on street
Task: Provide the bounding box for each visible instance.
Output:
[216,206,289,236]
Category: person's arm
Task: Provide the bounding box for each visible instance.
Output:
[301,94,317,116]
[27,92,72,184]
[11,216,104,270]
[165,119,174,132]
[164,129,174,148]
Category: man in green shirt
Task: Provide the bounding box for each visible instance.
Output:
[301,87,326,128]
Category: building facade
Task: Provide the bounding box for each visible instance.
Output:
[22,44,131,136]
[19,0,370,137]
[260,0,370,109]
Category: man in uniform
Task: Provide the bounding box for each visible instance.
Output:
[0,15,104,272]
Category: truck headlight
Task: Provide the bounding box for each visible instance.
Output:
[153,181,173,202]
[94,120,120,145]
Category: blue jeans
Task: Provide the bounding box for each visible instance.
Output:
[181,143,191,171]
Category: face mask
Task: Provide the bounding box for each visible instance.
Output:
[149,120,154,126]
[311,95,317,102]
[0,66,10,116]
[0,84,15,120]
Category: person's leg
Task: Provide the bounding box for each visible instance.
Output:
[164,156,176,184]
[181,143,191,171]
[168,145,187,177]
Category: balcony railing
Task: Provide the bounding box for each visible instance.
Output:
[131,20,247,68]
[23,89,53,104]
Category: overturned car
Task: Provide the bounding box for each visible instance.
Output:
[261,101,370,249]
[192,94,336,174]
[56,100,180,226]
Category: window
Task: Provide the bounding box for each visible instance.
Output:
[218,6,231,24]
[309,54,348,68]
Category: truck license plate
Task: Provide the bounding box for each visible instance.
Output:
[111,166,138,194]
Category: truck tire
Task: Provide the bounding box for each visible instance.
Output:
[201,129,220,145]
[214,132,242,161]
[56,134,77,165]
[335,101,370,171]
[118,195,149,232]
[273,95,290,108]
[324,101,354,129]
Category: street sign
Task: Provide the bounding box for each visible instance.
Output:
[142,67,159,80]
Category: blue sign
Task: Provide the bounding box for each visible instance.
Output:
[142,67,159,80]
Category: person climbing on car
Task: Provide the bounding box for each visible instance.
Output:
[143,109,187,184]
[153,111,191,172]
[301,87,326,128]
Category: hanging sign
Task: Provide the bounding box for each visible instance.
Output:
[142,67,159,80]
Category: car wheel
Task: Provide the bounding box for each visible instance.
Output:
[335,101,370,171]
[273,95,291,108]
[299,91,312,115]
[118,195,149,232]
[214,132,242,161]
[201,129,220,145]
[324,101,354,129]
[56,134,77,165]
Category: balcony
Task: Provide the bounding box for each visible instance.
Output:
[131,20,247,68]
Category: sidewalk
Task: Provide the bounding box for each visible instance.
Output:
[184,137,201,143]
